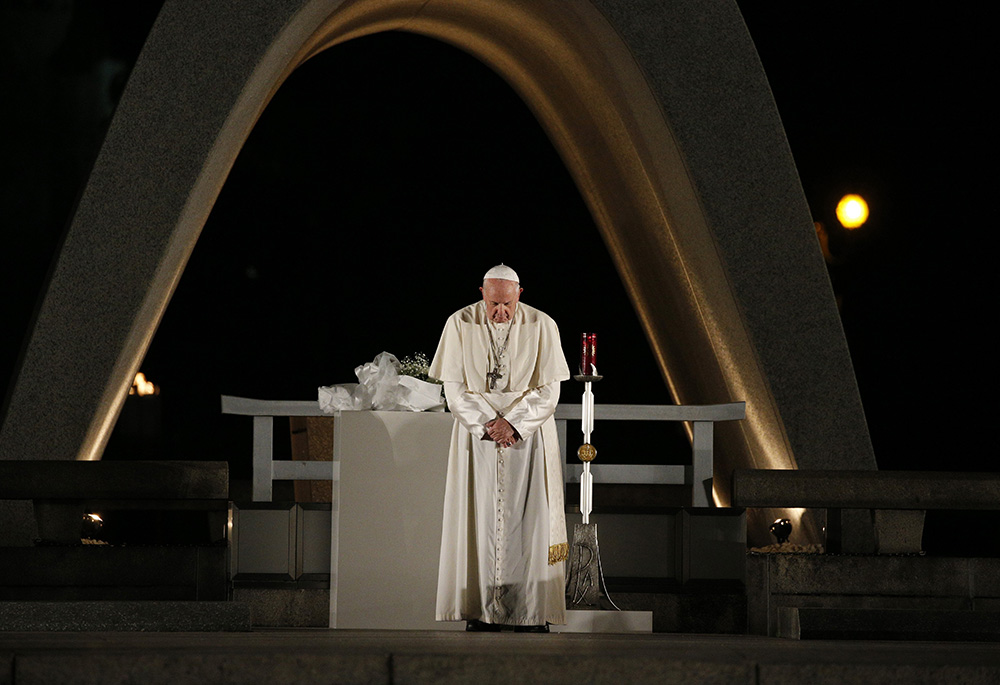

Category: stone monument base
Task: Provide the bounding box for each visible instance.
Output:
[552,609,652,633]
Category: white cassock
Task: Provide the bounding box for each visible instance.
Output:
[429,301,571,626]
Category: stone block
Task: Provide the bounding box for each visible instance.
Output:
[612,590,746,634]
[745,553,769,636]
[765,554,969,597]
[760,663,1000,685]
[777,607,1000,642]
[874,509,925,553]
[826,508,875,554]
[971,558,1000,597]
[0,546,227,601]
[975,598,1000,612]
[233,587,329,627]
[745,554,1000,636]
[393,654,754,685]
[733,470,1000,510]
[220,653,389,685]
[676,509,746,583]
[14,652,388,685]
[0,501,36,547]
[551,609,652,633]
[0,601,250,631]
[0,461,228,501]
[32,500,84,545]
[775,594,969,613]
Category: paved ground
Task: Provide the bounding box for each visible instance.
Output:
[3,629,1000,684]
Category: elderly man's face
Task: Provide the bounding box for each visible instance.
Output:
[481,279,522,323]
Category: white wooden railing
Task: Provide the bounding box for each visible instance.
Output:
[554,402,745,507]
[221,396,745,507]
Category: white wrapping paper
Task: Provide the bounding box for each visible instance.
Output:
[318,352,444,413]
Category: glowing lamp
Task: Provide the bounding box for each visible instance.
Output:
[836,194,869,229]
[129,372,160,396]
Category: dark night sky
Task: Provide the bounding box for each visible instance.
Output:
[1,3,994,484]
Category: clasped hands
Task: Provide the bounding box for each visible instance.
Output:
[485,417,520,448]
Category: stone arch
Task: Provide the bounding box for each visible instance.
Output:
[0,0,875,541]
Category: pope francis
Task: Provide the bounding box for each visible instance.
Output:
[429,265,571,632]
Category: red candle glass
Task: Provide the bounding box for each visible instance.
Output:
[580,332,598,375]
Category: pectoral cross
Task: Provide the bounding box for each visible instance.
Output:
[487,367,503,390]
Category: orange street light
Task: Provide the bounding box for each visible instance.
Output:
[836,194,869,229]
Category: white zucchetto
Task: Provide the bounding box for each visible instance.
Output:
[483,264,519,284]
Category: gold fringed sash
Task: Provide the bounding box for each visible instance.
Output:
[548,542,569,565]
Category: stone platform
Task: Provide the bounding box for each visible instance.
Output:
[778,607,1000,642]
[0,546,227,601]
[0,601,250,632]
[554,609,652,633]
[748,553,1000,640]
[2,629,1000,684]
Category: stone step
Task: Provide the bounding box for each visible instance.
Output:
[778,607,1000,641]
[747,554,1000,636]
[2,586,205,602]
[0,601,251,631]
[0,460,229,500]
[749,553,1000,598]
[5,630,1000,684]
[0,546,227,600]
[552,609,652,633]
